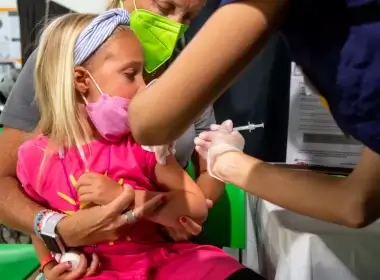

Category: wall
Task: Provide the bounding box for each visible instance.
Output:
[1,0,16,8]
[50,0,108,13]
[1,0,108,12]
[0,0,21,67]
[187,0,291,162]
[0,0,107,13]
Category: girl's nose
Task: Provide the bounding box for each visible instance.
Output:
[167,14,185,24]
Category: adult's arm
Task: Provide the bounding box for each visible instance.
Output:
[0,49,42,233]
[129,0,286,145]
[0,127,42,233]
[213,147,380,228]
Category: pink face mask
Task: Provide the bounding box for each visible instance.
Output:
[83,73,131,142]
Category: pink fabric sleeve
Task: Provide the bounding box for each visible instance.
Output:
[126,137,158,182]
[17,143,47,204]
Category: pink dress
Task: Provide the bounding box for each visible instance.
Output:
[17,135,243,280]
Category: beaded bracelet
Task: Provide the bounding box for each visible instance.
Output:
[34,209,56,238]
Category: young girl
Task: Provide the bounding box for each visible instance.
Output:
[17,9,247,280]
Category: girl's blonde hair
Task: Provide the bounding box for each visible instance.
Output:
[35,13,130,150]
[35,12,130,188]
[35,13,97,150]
[108,0,124,9]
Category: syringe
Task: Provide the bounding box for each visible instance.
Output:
[234,122,264,132]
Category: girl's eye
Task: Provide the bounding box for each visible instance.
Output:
[182,13,192,24]
[124,70,137,79]
[157,3,175,15]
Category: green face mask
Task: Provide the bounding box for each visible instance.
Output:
[130,9,188,73]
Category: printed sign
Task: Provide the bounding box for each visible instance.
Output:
[286,63,362,168]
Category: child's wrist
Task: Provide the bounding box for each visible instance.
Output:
[108,183,125,203]
[41,256,58,274]
[134,190,161,208]
[43,261,58,274]
[182,189,205,199]
[117,183,125,196]
[134,189,144,203]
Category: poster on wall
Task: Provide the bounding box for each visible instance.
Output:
[0,7,21,111]
[0,7,21,74]
[286,63,362,168]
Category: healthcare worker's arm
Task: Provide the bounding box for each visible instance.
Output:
[129,0,286,145]
[196,125,380,228]
[217,148,380,228]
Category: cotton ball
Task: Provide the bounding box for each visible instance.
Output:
[59,252,81,271]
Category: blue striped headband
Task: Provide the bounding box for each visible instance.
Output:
[74,9,130,65]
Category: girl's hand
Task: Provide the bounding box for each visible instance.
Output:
[44,253,99,279]
[162,217,202,241]
[76,172,124,205]
[161,199,213,241]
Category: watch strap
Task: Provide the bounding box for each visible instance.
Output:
[41,213,67,235]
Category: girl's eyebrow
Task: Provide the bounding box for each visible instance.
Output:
[119,60,143,70]
[102,50,142,69]
[155,0,181,8]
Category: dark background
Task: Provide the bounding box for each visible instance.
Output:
[186,0,291,163]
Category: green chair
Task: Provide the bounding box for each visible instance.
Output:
[0,244,39,279]
[186,161,246,252]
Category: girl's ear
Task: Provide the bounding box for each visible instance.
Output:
[74,66,90,95]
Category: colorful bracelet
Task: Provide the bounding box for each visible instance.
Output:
[35,272,46,280]
[34,209,56,238]
[40,254,55,273]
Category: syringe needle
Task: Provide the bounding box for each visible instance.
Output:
[234,122,264,132]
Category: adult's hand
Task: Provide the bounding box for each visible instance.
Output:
[57,186,166,247]
[194,120,245,180]
[194,120,244,159]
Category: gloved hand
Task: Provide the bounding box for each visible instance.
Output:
[142,142,176,165]
[194,120,245,181]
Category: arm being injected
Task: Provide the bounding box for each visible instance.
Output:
[146,155,208,229]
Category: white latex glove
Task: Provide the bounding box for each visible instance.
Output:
[194,120,245,181]
[142,142,176,165]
